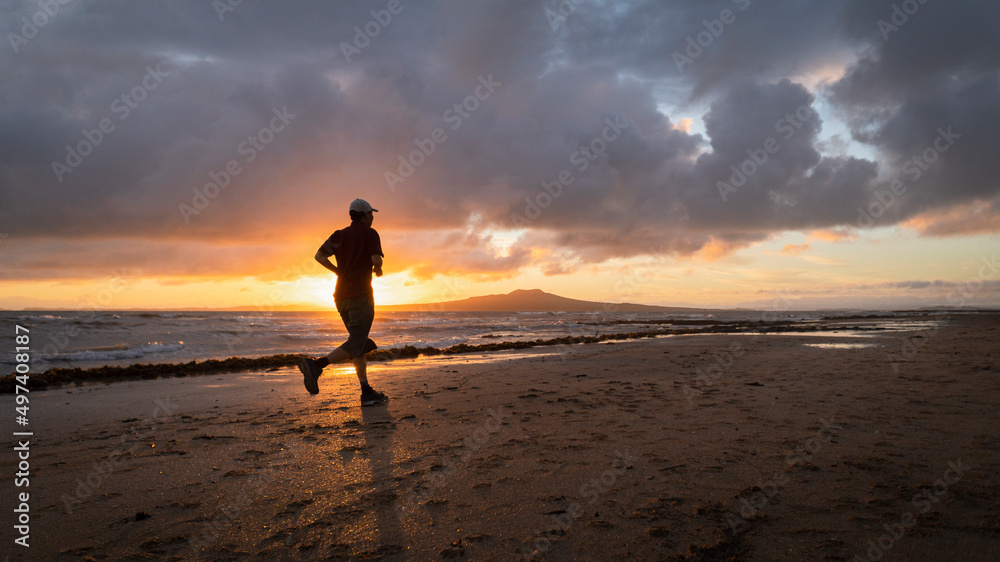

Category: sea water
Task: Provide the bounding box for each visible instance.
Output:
[0,309,945,372]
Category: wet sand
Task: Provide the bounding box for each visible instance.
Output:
[0,315,905,393]
[2,313,998,560]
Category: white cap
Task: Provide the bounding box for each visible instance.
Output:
[349,198,378,213]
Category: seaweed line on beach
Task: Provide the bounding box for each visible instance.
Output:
[1,319,886,393]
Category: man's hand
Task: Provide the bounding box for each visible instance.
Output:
[372,254,383,277]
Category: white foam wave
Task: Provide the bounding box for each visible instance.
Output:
[46,341,185,363]
[16,314,63,322]
[412,336,469,348]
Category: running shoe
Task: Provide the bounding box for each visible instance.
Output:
[298,357,321,395]
[360,389,388,406]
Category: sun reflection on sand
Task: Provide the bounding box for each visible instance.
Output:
[803,342,881,350]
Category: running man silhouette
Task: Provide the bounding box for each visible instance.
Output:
[298,198,387,406]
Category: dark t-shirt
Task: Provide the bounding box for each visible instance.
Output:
[319,221,384,299]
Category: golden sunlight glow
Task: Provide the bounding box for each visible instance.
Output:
[484,227,527,258]
[2,228,997,310]
[290,275,337,308]
[371,274,400,306]
[274,271,419,308]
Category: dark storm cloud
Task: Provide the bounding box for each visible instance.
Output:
[0,0,997,280]
[557,0,847,99]
[828,0,1000,223]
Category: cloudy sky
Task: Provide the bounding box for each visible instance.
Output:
[1,0,998,309]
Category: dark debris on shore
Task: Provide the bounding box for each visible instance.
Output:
[0,319,894,393]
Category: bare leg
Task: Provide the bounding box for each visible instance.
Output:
[325,347,351,364]
[324,347,369,388]
[352,355,368,387]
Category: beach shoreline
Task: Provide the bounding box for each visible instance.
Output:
[1,313,997,560]
[0,312,955,393]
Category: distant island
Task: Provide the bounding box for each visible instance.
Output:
[13,289,996,312]
[10,289,698,312]
[377,289,701,313]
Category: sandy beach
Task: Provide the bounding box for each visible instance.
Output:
[2,313,998,560]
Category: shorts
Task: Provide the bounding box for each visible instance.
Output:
[335,294,375,359]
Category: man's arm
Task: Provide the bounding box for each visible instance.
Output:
[315,250,338,275]
[372,254,383,277]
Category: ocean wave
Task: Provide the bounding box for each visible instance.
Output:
[411,336,469,348]
[133,312,193,319]
[279,334,327,341]
[68,319,120,326]
[16,314,64,322]
[12,314,129,328]
[459,323,509,331]
[381,316,456,325]
[232,316,281,326]
[45,341,186,363]
[384,324,454,334]
[209,330,249,336]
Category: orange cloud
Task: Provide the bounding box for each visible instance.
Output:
[0,237,311,282]
[808,229,856,243]
[695,238,750,261]
[383,229,532,281]
[780,243,811,256]
[902,201,1000,237]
